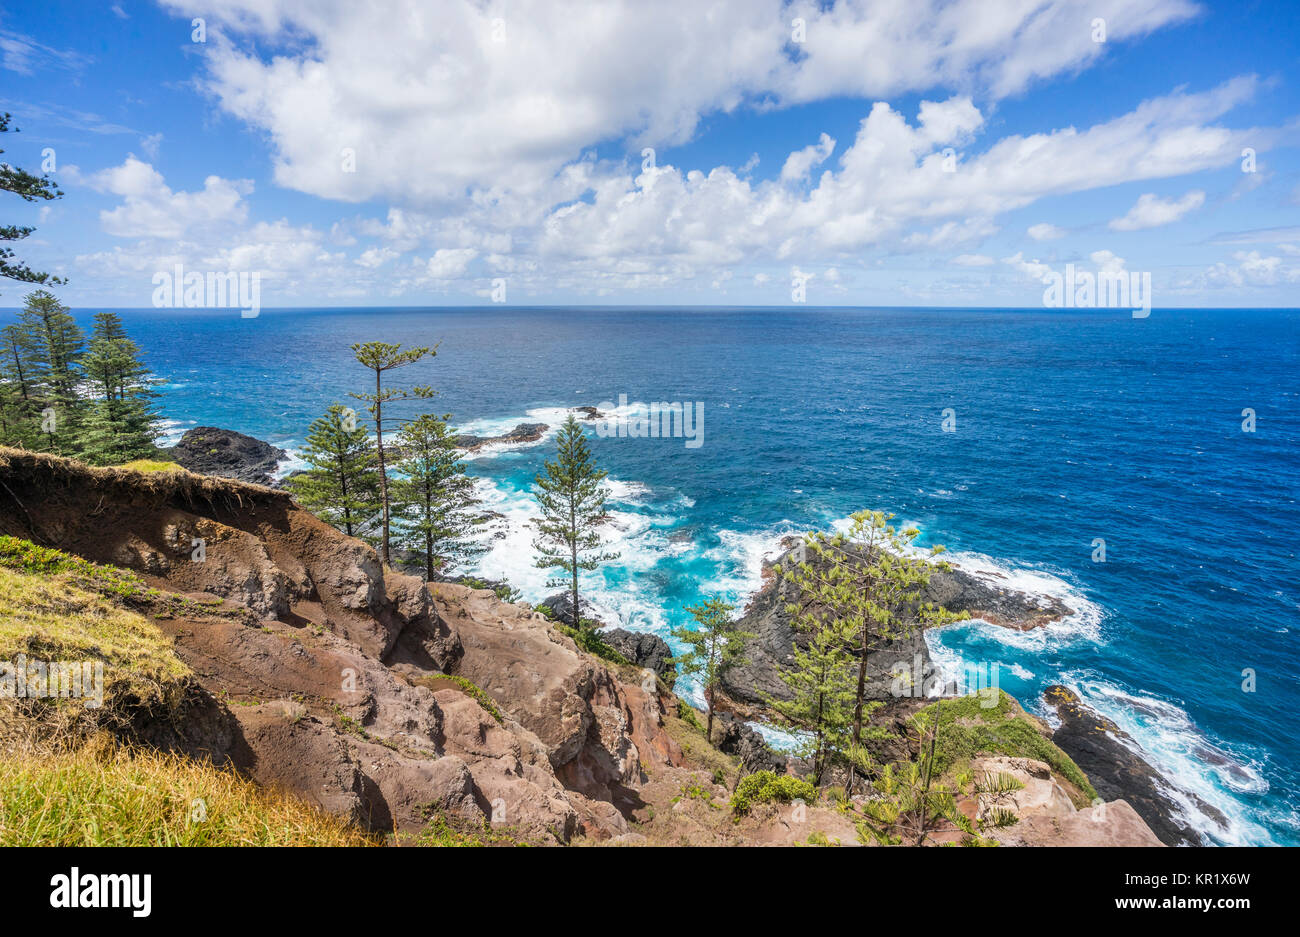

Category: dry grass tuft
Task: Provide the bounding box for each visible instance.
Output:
[0,741,377,846]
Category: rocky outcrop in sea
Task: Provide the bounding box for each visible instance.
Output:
[719,538,1074,709]
[164,426,287,486]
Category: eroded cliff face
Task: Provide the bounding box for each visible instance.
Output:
[0,449,1165,847]
[0,449,682,843]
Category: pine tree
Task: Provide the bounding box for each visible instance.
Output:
[781,511,963,769]
[670,596,755,742]
[76,312,159,464]
[390,413,486,580]
[853,702,1024,846]
[532,415,618,631]
[1,112,65,291]
[0,322,40,447]
[17,289,84,453]
[349,342,437,565]
[766,611,856,785]
[286,404,380,539]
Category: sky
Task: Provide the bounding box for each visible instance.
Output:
[1,0,1298,309]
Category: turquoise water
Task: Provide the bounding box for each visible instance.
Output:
[92,304,1298,845]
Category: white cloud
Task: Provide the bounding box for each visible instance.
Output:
[91,157,251,238]
[426,248,479,279]
[163,0,1200,205]
[1003,252,1054,282]
[1028,222,1066,241]
[1204,250,1300,287]
[1090,249,1128,274]
[952,253,995,266]
[1109,189,1206,230]
[781,133,835,183]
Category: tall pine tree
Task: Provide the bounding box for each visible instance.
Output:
[532,415,618,631]
[18,289,84,453]
[0,322,40,448]
[1,112,65,290]
[390,413,486,580]
[349,342,437,566]
[670,597,755,742]
[77,312,160,464]
[286,404,380,539]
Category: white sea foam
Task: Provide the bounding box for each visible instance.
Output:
[747,722,809,753]
[1056,672,1275,846]
[155,418,195,447]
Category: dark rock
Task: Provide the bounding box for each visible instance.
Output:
[572,406,603,420]
[1044,685,1204,846]
[719,539,1075,709]
[601,628,674,680]
[541,591,606,627]
[452,422,548,451]
[713,711,791,775]
[164,426,287,486]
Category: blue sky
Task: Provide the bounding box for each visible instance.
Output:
[2,0,1298,308]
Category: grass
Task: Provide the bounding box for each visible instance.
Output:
[915,690,1098,804]
[555,622,633,668]
[117,459,185,474]
[0,743,376,846]
[411,674,503,724]
[0,550,191,718]
[411,811,526,847]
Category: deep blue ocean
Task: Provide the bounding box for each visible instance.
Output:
[83,305,1298,846]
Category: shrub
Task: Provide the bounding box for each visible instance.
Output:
[555,623,632,667]
[731,770,817,817]
[914,691,1098,802]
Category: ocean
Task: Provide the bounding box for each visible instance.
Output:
[87,304,1299,846]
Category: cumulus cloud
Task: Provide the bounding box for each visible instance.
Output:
[426,248,479,279]
[162,0,1200,205]
[1109,190,1206,230]
[91,157,251,238]
[1003,251,1054,282]
[1204,250,1300,287]
[781,133,836,183]
[1028,222,1066,241]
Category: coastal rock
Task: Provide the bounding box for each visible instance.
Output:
[1043,685,1204,846]
[166,426,286,486]
[542,591,606,627]
[451,422,548,451]
[719,540,1074,708]
[970,755,1164,847]
[713,712,792,775]
[601,628,675,680]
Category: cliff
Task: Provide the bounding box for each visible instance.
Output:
[0,447,1167,846]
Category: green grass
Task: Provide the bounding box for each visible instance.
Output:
[731,770,817,817]
[0,545,191,716]
[0,744,375,846]
[555,622,632,667]
[412,674,503,724]
[117,459,184,474]
[411,811,526,847]
[915,691,1098,803]
[676,700,705,732]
